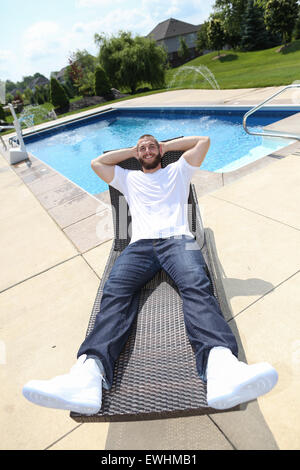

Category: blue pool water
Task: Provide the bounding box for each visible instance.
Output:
[24,108,296,195]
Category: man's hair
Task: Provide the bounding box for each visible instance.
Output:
[137,134,159,149]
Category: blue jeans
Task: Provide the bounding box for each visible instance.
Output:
[77,236,238,388]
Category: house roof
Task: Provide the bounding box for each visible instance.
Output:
[147,18,201,41]
[50,66,69,83]
[32,76,49,87]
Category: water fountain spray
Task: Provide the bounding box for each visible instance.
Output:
[168,65,220,90]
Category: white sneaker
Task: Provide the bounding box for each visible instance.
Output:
[206,347,278,410]
[22,355,103,415]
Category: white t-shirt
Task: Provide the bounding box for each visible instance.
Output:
[110,156,198,244]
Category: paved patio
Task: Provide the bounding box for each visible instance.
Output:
[0,88,299,450]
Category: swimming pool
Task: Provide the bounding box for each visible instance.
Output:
[24,107,297,195]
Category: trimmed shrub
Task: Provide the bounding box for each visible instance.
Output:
[50,77,69,109]
[94,66,111,98]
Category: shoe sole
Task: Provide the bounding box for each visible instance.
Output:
[207,363,278,410]
[22,386,100,415]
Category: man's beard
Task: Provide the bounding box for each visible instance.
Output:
[139,152,162,170]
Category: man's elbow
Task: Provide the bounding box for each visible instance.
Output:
[91,158,101,172]
[201,136,210,153]
[197,136,210,152]
[203,136,210,147]
[91,159,103,177]
[90,161,96,175]
[194,137,210,166]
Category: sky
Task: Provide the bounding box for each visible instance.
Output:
[0,0,216,84]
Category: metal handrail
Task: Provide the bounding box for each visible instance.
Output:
[243,84,300,140]
[0,126,15,151]
[0,135,7,151]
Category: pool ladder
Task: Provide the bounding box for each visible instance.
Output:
[243,84,300,140]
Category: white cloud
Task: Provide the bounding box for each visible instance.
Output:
[76,0,121,6]
[141,0,214,25]
[183,1,216,25]
[0,50,11,61]
[19,20,98,78]
[68,9,155,40]
[22,22,61,61]
[141,0,177,20]
[0,50,14,82]
[91,9,154,35]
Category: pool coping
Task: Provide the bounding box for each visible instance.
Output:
[2,104,300,254]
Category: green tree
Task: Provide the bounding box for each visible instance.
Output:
[63,68,77,98]
[95,31,167,94]
[43,84,50,103]
[95,66,111,97]
[23,87,33,105]
[240,0,270,50]
[67,57,84,93]
[22,75,34,90]
[5,92,14,104]
[213,0,248,48]
[207,18,226,55]
[255,0,268,6]
[196,21,210,52]
[50,77,69,109]
[78,71,95,96]
[33,85,45,105]
[264,0,299,44]
[293,10,300,39]
[5,80,16,93]
[67,49,97,95]
[68,49,97,76]
[178,37,190,61]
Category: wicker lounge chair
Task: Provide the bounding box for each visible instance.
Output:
[70,148,237,423]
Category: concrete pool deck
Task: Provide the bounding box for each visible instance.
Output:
[0,88,299,450]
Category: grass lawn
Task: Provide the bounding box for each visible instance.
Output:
[166,40,300,89]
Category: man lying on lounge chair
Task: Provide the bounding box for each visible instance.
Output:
[22,135,278,414]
